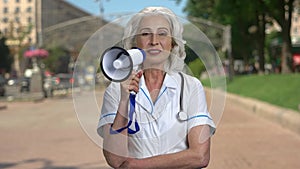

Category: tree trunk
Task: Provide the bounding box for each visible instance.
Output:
[258,12,266,74]
[280,0,293,73]
[281,41,292,73]
[13,46,21,77]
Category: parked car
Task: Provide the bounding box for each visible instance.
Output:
[0,75,6,96]
[51,73,76,95]
[6,77,19,86]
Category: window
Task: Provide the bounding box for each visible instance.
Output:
[16,27,20,33]
[26,7,31,13]
[3,0,8,3]
[16,0,20,3]
[294,27,298,34]
[3,7,8,13]
[2,17,8,23]
[15,7,20,14]
[27,17,32,23]
[15,17,20,23]
[27,0,31,2]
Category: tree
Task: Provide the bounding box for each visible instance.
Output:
[183,0,296,74]
[0,32,12,75]
[43,46,70,73]
[264,0,294,73]
[182,0,216,19]
[250,0,268,73]
[183,0,258,68]
[6,21,33,77]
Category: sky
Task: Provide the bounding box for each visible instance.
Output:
[65,0,187,19]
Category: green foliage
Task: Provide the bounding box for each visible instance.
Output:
[19,23,33,42]
[228,74,300,111]
[202,74,300,111]
[184,0,259,63]
[183,0,294,72]
[265,31,281,62]
[184,0,216,19]
[43,46,66,73]
[187,58,205,79]
[263,0,285,26]
[184,44,198,64]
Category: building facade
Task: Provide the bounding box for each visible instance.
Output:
[0,0,91,47]
[292,7,300,44]
[0,0,104,76]
[1,0,37,46]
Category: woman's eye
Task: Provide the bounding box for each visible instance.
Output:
[158,32,168,36]
[141,32,151,36]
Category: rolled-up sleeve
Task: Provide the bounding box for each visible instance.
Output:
[186,77,216,135]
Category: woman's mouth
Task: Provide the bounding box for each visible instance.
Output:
[147,49,162,55]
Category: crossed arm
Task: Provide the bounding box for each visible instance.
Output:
[102,124,211,169]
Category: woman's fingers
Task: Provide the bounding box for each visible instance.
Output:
[120,70,143,97]
[128,70,143,93]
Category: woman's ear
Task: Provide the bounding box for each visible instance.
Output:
[172,39,176,48]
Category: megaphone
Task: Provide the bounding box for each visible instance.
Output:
[100,46,146,82]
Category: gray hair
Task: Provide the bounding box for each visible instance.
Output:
[122,7,186,73]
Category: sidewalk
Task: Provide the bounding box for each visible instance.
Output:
[0,90,299,169]
[207,93,300,169]
[224,90,300,135]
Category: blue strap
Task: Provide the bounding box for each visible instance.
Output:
[110,93,140,134]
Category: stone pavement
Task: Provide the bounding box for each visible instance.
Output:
[0,89,299,169]
[0,95,109,169]
[207,93,300,169]
[224,90,300,135]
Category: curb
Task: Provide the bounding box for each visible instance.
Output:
[225,91,300,135]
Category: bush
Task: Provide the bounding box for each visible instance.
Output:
[187,58,205,78]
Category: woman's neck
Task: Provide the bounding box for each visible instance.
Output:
[143,69,166,102]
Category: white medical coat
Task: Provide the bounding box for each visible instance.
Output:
[97,72,215,158]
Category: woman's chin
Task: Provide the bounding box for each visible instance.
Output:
[142,64,165,71]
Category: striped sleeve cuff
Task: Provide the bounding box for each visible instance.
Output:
[97,112,116,137]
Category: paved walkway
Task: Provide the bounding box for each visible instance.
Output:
[0,90,299,169]
[208,96,300,169]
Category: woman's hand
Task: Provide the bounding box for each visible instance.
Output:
[118,158,141,169]
[120,70,143,101]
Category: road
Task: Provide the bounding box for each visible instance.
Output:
[0,89,300,169]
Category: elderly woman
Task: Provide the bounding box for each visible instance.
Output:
[98,7,215,169]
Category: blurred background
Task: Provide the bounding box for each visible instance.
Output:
[0,0,300,169]
[0,0,299,110]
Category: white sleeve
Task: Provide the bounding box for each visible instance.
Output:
[97,82,120,137]
[185,77,216,135]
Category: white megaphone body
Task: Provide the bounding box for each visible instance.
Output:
[100,46,146,82]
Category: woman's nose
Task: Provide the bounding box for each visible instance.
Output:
[150,34,159,46]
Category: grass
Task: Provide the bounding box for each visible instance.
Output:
[201,74,300,111]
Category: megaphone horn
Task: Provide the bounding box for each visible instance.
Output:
[100,46,146,82]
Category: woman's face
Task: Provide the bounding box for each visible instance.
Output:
[135,15,173,70]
